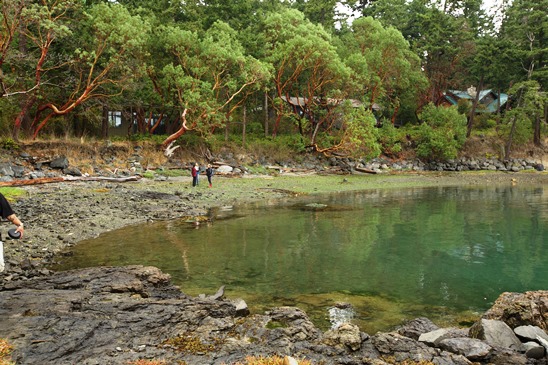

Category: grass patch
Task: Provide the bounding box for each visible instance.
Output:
[127,360,169,365]
[230,355,313,365]
[0,338,15,365]
[141,171,155,179]
[155,169,187,178]
[163,334,216,354]
[141,169,188,180]
[0,187,26,201]
[381,357,436,365]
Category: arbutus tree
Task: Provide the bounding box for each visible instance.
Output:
[31,2,150,139]
[11,0,76,140]
[340,16,427,124]
[156,20,270,149]
[0,0,26,97]
[262,8,352,150]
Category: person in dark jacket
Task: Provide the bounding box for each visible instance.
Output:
[0,192,24,272]
[0,192,24,238]
[206,164,214,188]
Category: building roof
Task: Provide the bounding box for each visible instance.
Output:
[281,96,380,111]
[443,89,508,113]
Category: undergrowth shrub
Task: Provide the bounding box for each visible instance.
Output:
[410,103,467,161]
[377,121,405,158]
[0,137,19,151]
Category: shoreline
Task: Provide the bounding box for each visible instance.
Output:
[2,170,547,274]
[1,170,548,364]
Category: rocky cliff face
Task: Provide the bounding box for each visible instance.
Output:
[1,265,546,365]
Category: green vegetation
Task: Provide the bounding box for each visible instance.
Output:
[0,0,546,161]
[381,358,436,365]
[0,339,14,365]
[412,104,467,160]
[163,334,216,354]
[230,356,313,365]
[127,360,168,365]
[0,188,26,201]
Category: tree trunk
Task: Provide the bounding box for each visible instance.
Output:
[467,76,483,138]
[495,87,502,125]
[533,114,541,146]
[264,92,269,137]
[242,105,247,147]
[102,103,109,139]
[13,95,35,141]
[162,109,189,148]
[505,117,517,160]
[12,22,29,141]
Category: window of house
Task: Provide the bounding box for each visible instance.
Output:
[108,111,122,127]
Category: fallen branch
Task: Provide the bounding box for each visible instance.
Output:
[537,335,548,351]
[0,175,141,187]
[354,167,377,174]
[0,177,65,186]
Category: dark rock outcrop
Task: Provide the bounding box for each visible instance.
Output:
[478,291,548,331]
[2,266,547,365]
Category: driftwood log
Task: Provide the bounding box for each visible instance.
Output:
[354,167,377,174]
[0,175,141,187]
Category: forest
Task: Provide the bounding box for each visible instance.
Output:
[0,0,546,161]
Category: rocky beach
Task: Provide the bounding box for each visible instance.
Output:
[1,151,548,364]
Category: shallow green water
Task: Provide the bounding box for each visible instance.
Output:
[51,185,548,333]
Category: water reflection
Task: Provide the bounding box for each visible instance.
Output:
[50,185,548,333]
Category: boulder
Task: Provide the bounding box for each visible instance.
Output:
[50,155,70,169]
[469,319,523,351]
[522,341,545,359]
[0,163,14,177]
[322,323,362,351]
[479,291,548,331]
[63,166,83,176]
[216,165,233,174]
[514,325,548,343]
[231,298,250,317]
[438,337,492,360]
[419,328,452,346]
[397,317,439,340]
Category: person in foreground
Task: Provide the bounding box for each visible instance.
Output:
[0,192,24,273]
[0,192,24,238]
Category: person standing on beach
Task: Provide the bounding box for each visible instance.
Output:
[1,192,24,272]
[191,162,200,187]
[0,193,24,238]
[206,164,214,188]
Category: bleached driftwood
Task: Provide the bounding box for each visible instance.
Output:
[0,175,141,187]
[355,166,377,174]
[537,335,548,350]
[164,140,180,158]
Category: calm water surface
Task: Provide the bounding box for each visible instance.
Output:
[51,185,548,333]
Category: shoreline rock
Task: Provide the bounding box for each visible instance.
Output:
[1,265,546,364]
